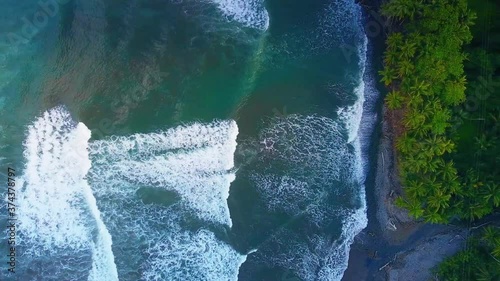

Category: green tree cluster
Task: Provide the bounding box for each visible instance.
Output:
[380,0,500,279]
[381,0,478,223]
[449,0,500,222]
[435,226,500,281]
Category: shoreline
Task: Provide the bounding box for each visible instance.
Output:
[341,104,467,281]
[341,1,468,280]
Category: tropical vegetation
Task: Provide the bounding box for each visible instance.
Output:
[381,0,499,224]
[435,226,500,281]
[379,0,500,279]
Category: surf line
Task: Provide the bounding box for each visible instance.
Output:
[64,118,119,281]
[18,107,118,281]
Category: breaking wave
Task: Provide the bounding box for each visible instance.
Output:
[238,2,373,279]
[16,107,118,281]
[13,108,244,280]
[247,112,367,280]
[89,120,238,227]
[88,119,243,280]
[209,0,269,30]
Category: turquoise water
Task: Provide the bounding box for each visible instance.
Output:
[0,0,377,280]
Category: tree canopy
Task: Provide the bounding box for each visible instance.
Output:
[380,0,500,279]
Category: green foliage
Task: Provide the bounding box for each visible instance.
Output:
[380,14,500,281]
[381,0,423,20]
[385,90,404,109]
[380,0,500,226]
[435,227,500,281]
[379,68,397,86]
[443,77,467,105]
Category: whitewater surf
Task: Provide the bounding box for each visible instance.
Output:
[0,0,377,280]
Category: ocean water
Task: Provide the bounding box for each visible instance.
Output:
[0,0,378,280]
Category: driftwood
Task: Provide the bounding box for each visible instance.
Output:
[379,254,398,271]
[470,221,491,230]
[388,218,397,231]
[448,234,463,243]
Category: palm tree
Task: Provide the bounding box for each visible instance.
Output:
[424,135,442,154]
[401,154,426,174]
[437,160,458,182]
[423,211,444,223]
[482,227,500,246]
[379,67,397,86]
[405,198,424,218]
[399,40,417,59]
[425,135,455,155]
[444,76,467,105]
[423,97,443,114]
[394,197,409,209]
[417,142,436,160]
[408,31,424,46]
[438,138,455,155]
[384,50,398,66]
[488,111,500,125]
[396,134,417,154]
[400,76,413,93]
[405,179,427,197]
[466,202,491,221]
[407,94,423,108]
[386,33,404,49]
[409,79,431,96]
[429,109,451,135]
[455,107,473,121]
[425,175,442,191]
[415,124,431,139]
[464,10,477,29]
[404,109,426,130]
[381,0,422,20]
[474,135,494,152]
[398,59,414,77]
[458,10,477,44]
[477,265,498,281]
[446,179,462,195]
[427,189,451,211]
[421,158,442,174]
[482,183,500,207]
[386,90,404,109]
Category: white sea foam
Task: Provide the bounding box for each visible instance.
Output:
[253,175,321,215]
[330,26,370,281]
[17,110,241,279]
[326,2,371,278]
[87,120,243,280]
[18,108,92,251]
[209,0,269,30]
[259,114,353,184]
[250,112,367,280]
[319,0,364,45]
[142,229,246,281]
[260,0,365,67]
[247,1,371,278]
[89,120,238,226]
[252,114,356,228]
[254,206,366,281]
[17,107,118,280]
